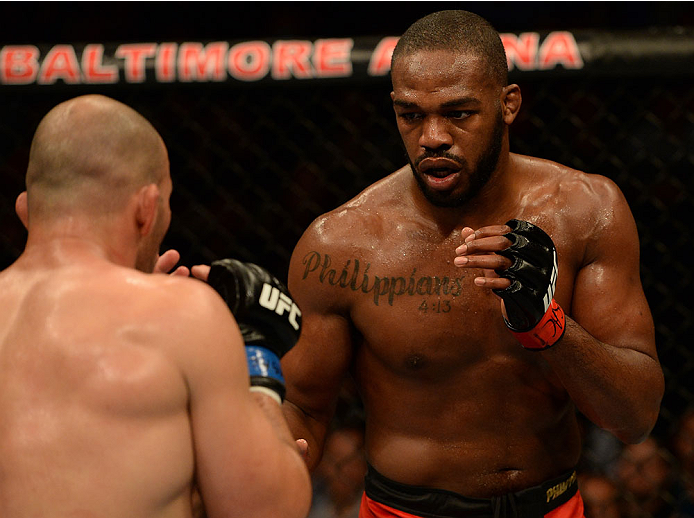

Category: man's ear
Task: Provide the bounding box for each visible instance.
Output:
[501,84,522,125]
[15,191,28,229]
[135,184,160,237]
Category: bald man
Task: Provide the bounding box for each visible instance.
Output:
[0,95,311,518]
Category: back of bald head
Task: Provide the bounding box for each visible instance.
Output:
[26,95,168,220]
[391,10,509,87]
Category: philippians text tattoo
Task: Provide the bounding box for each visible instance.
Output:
[302,251,466,306]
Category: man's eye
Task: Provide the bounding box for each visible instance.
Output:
[399,112,422,122]
[447,111,471,120]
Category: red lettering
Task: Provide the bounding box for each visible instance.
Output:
[0,45,39,84]
[313,38,353,78]
[156,43,177,82]
[82,44,118,83]
[368,37,399,76]
[178,42,228,82]
[38,45,80,84]
[501,32,540,71]
[539,32,583,70]
[115,43,156,83]
[271,40,313,80]
[228,41,271,81]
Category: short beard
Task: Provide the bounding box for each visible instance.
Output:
[410,112,504,208]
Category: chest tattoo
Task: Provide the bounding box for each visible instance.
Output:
[301,251,466,306]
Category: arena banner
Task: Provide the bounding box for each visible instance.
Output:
[1,28,692,86]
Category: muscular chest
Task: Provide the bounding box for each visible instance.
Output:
[303,236,507,369]
[306,225,579,376]
[353,255,505,368]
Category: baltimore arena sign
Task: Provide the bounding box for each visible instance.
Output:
[1,28,688,86]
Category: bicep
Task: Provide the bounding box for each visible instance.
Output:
[570,188,656,358]
[283,235,355,420]
[282,310,354,416]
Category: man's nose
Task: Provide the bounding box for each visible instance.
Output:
[419,116,453,150]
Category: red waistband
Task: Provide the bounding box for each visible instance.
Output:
[361,465,582,518]
[359,491,584,518]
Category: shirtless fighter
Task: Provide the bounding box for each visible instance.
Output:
[0,95,311,518]
[281,10,663,518]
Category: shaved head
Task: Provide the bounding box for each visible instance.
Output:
[26,95,169,220]
[391,10,508,87]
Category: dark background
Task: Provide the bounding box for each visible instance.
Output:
[1,0,692,473]
[2,2,694,42]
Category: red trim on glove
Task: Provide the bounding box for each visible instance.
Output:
[511,299,566,350]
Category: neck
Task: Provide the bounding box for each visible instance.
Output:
[22,216,136,269]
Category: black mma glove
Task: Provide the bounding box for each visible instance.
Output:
[207,259,302,403]
[492,219,566,350]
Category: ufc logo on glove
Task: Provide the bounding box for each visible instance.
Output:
[259,284,302,331]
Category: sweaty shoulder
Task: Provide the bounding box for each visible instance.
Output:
[108,268,243,381]
[515,154,621,209]
[513,153,633,264]
[515,154,624,225]
[288,166,410,312]
[295,166,410,252]
[118,269,236,342]
[142,271,225,318]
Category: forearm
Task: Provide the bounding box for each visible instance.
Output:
[253,391,306,450]
[249,392,312,518]
[282,398,330,472]
[542,317,663,443]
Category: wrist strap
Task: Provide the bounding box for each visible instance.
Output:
[246,345,285,383]
[246,345,286,401]
[510,299,566,350]
[250,385,283,405]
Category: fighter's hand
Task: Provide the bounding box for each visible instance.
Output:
[207,259,302,403]
[191,264,211,282]
[456,221,566,350]
[454,225,514,290]
[154,250,190,277]
[296,438,309,462]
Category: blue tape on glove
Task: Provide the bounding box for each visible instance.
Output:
[245,345,285,384]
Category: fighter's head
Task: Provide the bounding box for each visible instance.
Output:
[392,10,509,88]
[25,94,171,272]
[390,10,521,207]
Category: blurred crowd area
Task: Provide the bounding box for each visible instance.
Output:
[576,411,694,518]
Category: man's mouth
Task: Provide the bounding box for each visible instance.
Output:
[425,167,458,178]
[412,156,466,192]
[418,157,462,177]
